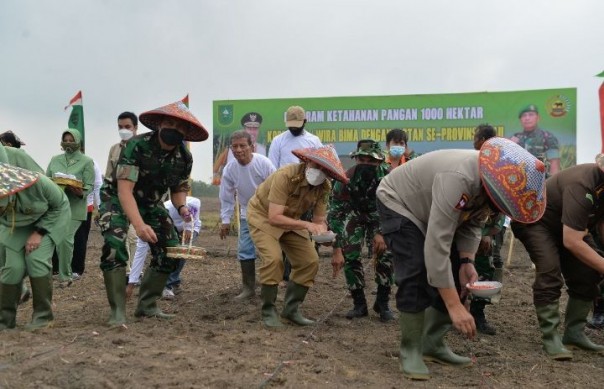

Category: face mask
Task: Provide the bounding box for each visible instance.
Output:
[118,129,134,141]
[288,127,304,137]
[389,145,406,158]
[61,141,79,153]
[305,167,327,186]
[159,128,184,146]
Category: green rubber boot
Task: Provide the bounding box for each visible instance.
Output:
[562,297,604,354]
[422,307,472,367]
[103,267,127,326]
[234,260,256,300]
[399,312,430,380]
[535,303,573,360]
[281,282,314,326]
[0,283,20,330]
[25,275,54,331]
[134,268,175,320]
[261,284,283,328]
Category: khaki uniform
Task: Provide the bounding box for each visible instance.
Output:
[247,163,330,287]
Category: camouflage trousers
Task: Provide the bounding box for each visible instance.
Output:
[341,215,393,290]
[98,197,179,274]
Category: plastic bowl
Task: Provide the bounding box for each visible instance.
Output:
[311,232,337,243]
[466,281,502,298]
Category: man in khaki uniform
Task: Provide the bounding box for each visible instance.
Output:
[377,137,546,380]
[247,145,348,328]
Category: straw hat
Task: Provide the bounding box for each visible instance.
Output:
[0,162,40,199]
[478,137,546,223]
[292,145,349,184]
[139,100,208,142]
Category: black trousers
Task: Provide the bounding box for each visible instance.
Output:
[72,211,93,274]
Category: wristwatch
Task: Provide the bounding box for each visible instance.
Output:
[459,257,475,265]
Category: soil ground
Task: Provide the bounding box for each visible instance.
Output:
[1,197,603,388]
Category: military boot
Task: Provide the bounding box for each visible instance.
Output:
[399,312,430,380]
[281,282,314,326]
[588,298,604,330]
[562,297,604,354]
[470,298,496,335]
[0,283,20,330]
[103,267,127,326]
[422,307,472,367]
[134,268,174,320]
[234,260,256,300]
[261,284,283,328]
[535,303,573,360]
[346,288,368,319]
[373,285,395,322]
[25,275,54,331]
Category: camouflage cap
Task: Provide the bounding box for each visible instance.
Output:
[349,139,384,160]
[518,104,539,118]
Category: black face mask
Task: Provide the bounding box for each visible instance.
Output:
[288,126,304,137]
[159,128,184,146]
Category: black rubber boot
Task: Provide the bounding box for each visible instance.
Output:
[25,274,54,331]
[0,283,20,330]
[281,282,314,326]
[234,260,256,300]
[261,284,283,328]
[346,288,368,319]
[373,285,395,322]
[470,298,496,335]
[588,298,604,330]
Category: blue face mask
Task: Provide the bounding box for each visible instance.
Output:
[389,145,406,158]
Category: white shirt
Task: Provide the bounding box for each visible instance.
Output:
[219,153,275,223]
[86,160,103,208]
[268,130,323,168]
[167,196,202,233]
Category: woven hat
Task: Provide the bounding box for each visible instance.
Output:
[292,145,349,184]
[0,162,40,199]
[139,100,208,142]
[350,139,384,160]
[479,137,546,223]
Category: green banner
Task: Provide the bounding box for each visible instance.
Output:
[213,88,576,181]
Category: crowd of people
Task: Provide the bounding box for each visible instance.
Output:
[0,101,602,381]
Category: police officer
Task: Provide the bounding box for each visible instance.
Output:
[511,104,561,176]
[329,139,394,322]
[98,99,208,326]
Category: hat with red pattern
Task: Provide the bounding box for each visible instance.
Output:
[292,145,349,184]
[479,137,546,223]
[139,100,208,142]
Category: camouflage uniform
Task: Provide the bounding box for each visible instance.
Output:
[511,128,559,177]
[98,131,192,274]
[329,153,394,291]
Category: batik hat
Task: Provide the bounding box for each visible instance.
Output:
[0,162,40,199]
[596,153,604,172]
[478,137,546,223]
[139,100,209,142]
[349,139,384,160]
[292,145,349,184]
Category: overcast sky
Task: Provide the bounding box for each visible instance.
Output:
[1,0,603,182]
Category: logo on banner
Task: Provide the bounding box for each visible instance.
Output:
[218,105,234,126]
[546,95,571,118]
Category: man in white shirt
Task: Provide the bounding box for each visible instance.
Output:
[220,130,276,300]
[127,196,202,300]
[268,106,323,168]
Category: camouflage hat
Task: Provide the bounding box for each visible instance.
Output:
[292,145,349,184]
[139,100,209,142]
[240,112,263,128]
[349,139,384,160]
[0,162,40,199]
[596,153,604,172]
[518,104,539,118]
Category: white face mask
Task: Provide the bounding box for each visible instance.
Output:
[118,129,134,141]
[305,167,327,186]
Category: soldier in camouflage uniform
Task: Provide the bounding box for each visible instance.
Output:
[98,99,208,326]
[329,140,395,322]
[510,104,561,177]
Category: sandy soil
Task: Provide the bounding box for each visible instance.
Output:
[1,197,603,388]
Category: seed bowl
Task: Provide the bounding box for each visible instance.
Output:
[466,281,502,298]
[311,232,337,243]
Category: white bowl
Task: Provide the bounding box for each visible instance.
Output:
[311,232,337,243]
[466,281,502,298]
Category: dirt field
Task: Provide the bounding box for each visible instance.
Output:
[1,197,603,388]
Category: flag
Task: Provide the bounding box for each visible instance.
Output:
[65,90,85,150]
[597,71,604,153]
